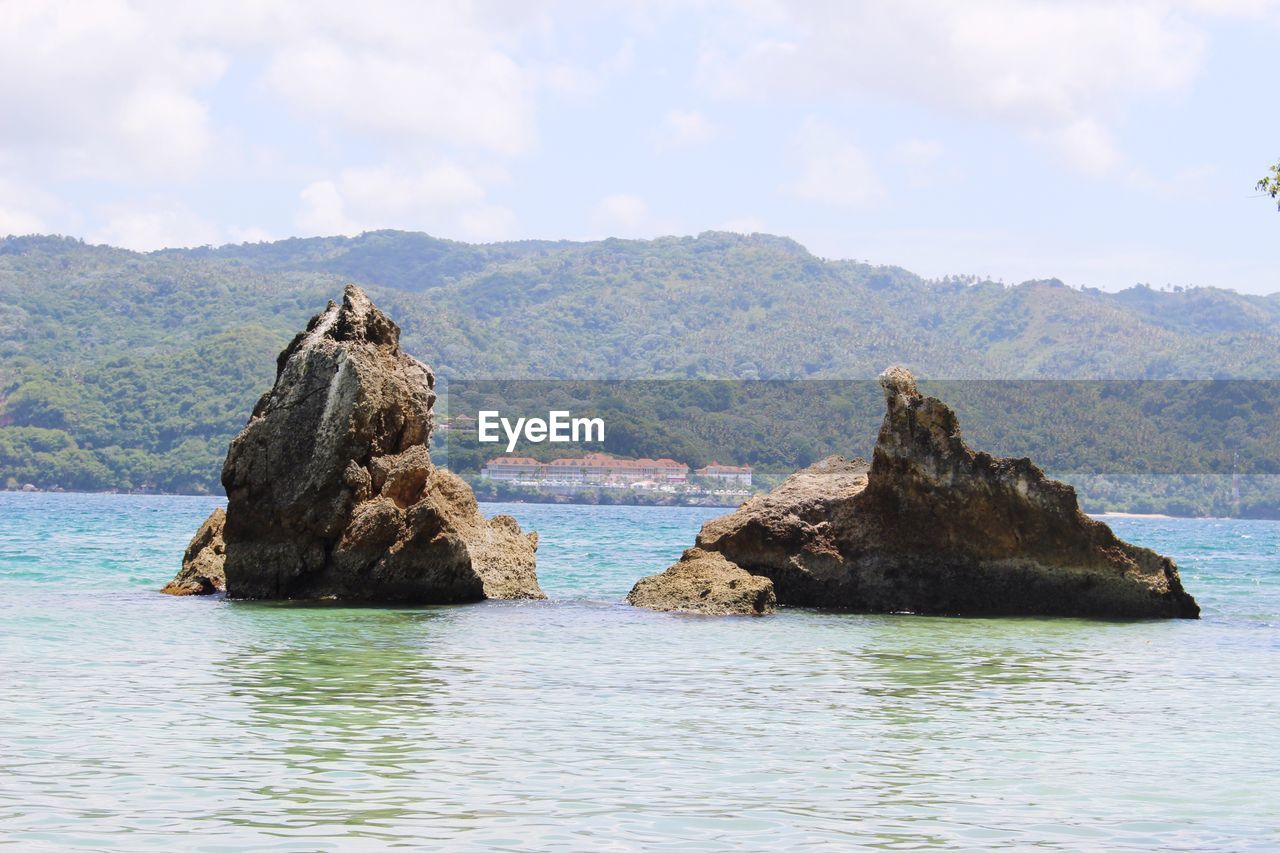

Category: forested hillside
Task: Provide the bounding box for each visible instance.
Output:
[2,230,1278,497]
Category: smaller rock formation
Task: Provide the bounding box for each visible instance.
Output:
[635,366,1200,619]
[627,547,776,616]
[162,507,226,596]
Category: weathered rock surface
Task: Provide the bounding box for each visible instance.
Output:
[627,547,776,615]
[649,366,1199,619]
[162,507,226,596]
[165,285,542,602]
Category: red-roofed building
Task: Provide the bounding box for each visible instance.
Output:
[482,452,689,485]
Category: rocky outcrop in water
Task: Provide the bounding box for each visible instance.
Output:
[164,285,542,602]
[626,547,775,615]
[634,366,1199,619]
[161,507,226,596]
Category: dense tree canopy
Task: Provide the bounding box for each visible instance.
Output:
[2,230,1278,513]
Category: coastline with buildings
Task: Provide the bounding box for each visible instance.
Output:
[474,452,754,506]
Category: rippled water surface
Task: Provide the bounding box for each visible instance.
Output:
[2,493,1278,849]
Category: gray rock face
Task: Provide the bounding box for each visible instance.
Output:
[167,285,542,603]
[162,507,226,596]
[627,547,776,616]
[651,367,1199,619]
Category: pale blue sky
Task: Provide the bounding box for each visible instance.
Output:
[2,1,1278,292]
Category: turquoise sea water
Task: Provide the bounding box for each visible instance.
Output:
[1,493,1278,850]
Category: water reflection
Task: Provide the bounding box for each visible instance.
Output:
[213,605,460,840]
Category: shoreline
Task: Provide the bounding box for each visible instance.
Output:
[3,488,1275,521]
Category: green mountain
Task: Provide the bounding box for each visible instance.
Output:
[1,230,1278,496]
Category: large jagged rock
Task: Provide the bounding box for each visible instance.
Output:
[164,285,542,602]
[627,547,776,616]
[643,366,1199,619]
[162,507,226,596]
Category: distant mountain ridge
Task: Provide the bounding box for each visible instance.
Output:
[166,230,1280,378]
[1,229,1278,493]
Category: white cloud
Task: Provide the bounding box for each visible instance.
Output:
[459,205,518,242]
[0,0,567,243]
[227,225,275,244]
[0,207,46,236]
[1,1,571,245]
[657,109,716,148]
[114,86,215,178]
[263,22,534,156]
[1041,118,1119,175]
[0,175,56,236]
[297,180,356,236]
[296,161,513,239]
[588,192,681,238]
[696,0,1210,173]
[88,201,222,251]
[1175,0,1279,16]
[0,0,223,181]
[593,193,650,231]
[786,119,883,208]
[339,164,489,213]
[0,204,47,236]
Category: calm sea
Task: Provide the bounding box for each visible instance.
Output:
[1,493,1277,850]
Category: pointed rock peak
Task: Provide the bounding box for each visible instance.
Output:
[273,286,405,379]
[872,364,964,477]
[878,365,919,405]
[332,284,401,347]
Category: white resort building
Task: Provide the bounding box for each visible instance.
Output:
[695,462,753,486]
[481,452,690,485]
